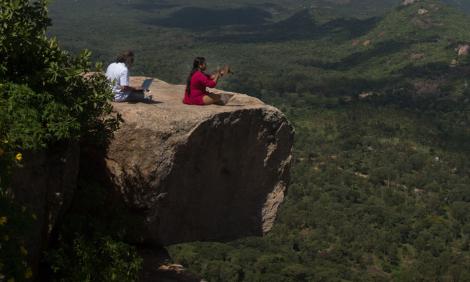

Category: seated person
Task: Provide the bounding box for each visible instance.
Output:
[183,57,228,105]
[106,50,146,102]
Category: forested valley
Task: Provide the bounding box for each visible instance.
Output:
[2,0,470,281]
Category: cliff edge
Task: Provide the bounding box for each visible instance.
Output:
[105,77,294,245]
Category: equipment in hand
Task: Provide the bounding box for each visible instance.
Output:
[221,65,233,75]
[214,65,233,76]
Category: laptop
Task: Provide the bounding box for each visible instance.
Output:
[141,78,153,92]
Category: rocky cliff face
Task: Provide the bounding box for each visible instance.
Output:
[105,77,294,245]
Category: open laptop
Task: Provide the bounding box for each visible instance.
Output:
[141,78,153,92]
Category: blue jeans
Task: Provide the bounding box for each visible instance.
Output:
[114,91,145,102]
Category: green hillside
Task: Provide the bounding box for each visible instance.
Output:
[46,0,399,81]
[47,0,470,98]
[166,1,470,281]
[443,0,470,13]
[41,0,470,281]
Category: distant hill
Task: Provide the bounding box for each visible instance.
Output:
[443,0,470,13]
[332,0,470,80]
[47,0,470,97]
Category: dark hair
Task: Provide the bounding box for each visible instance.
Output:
[186,57,206,96]
[116,50,134,65]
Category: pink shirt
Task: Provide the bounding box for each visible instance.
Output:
[183,70,217,105]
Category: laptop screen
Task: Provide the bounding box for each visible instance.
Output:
[141,79,153,91]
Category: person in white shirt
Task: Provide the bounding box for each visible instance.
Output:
[105,50,145,102]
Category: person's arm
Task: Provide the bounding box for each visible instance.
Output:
[203,72,221,88]
[210,65,231,80]
[120,69,143,92]
[210,72,222,84]
[208,68,227,85]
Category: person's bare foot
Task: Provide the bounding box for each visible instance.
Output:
[220,94,231,105]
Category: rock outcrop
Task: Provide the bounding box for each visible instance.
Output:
[457,44,470,56]
[402,0,419,6]
[104,77,294,245]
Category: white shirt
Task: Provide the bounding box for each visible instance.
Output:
[105,62,130,101]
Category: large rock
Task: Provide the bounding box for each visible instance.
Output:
[105,77,294,245]
[402,0,419,6]
[457,44,470,56]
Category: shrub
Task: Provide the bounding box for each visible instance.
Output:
[47,235,142,282]
[0,0,121,280]
[0,196,35,282]
[0,0,120,151]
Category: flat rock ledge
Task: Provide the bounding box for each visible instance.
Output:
[106,77,294,245]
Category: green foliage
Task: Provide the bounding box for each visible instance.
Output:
[47,235,142,282]
[1,83,52,148]
[0,196,35,281]
[0,0,121,281]
[0,0,119,150]
[46,179,143,282]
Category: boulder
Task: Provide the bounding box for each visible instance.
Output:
[105,77,294,245]
[410,53,425,60]
[402,0,418,6]
[418,8,428,15]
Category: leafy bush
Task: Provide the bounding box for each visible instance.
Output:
[47,235,142,282]
[0,196,35,282]
[0,0,119,151]
[44,177,144,282]
[0,0,121,280]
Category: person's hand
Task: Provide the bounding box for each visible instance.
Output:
[218,65,231,76]
[223,65,232,75]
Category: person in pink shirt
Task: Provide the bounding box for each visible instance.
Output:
[183,57,227,105]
